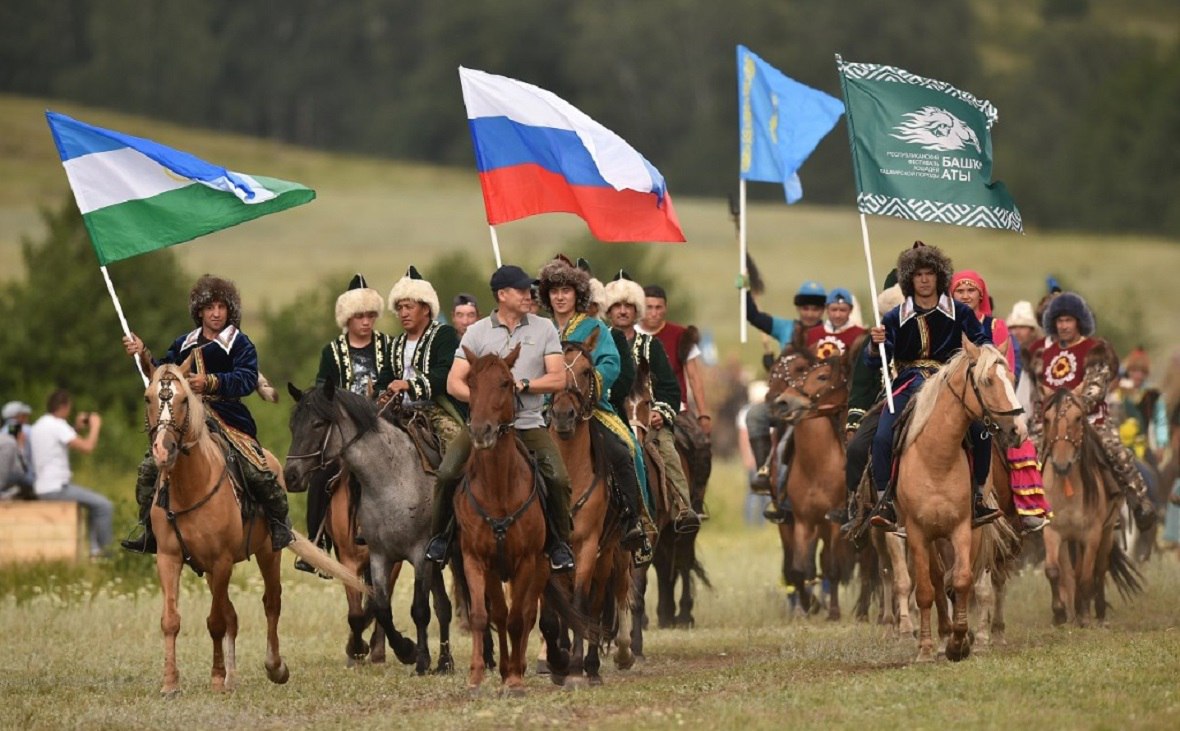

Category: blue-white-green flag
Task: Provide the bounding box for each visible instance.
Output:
[836,56,1022,232]
[46,111,316,265]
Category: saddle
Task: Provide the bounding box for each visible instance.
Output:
[674,411,712,506]
[383,404,443,475]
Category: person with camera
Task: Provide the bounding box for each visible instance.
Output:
[28,389,114,558]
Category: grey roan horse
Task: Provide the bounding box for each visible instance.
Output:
[284,381,453,675]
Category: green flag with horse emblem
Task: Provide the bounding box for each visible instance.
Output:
[836,55,1022,233]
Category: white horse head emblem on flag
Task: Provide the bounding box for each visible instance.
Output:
[891,106,981,153]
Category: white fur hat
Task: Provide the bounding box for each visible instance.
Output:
[335,273,385,330]
[589,278,606,313]
[877,283,904,315]
[1006,300,1040,331]
[603,270,646,320]
[387,265,440,319]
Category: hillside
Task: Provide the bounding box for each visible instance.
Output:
[2,94,1178,366]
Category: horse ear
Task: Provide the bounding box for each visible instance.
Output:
[462,346,477,364]
[505,343,522,369]
[287,382,302,402]
[178,350,196,375]
[962,335,980,358]
[1040,384,1054,400]
[584,327,600,350]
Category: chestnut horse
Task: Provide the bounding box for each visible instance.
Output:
[144,360,364,696]
[549,332,634,683]
[1040,389,1143,626]
[893,342,1026,662]
[449,345,579,695]
[766,349,852,618]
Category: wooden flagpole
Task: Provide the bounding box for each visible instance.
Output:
[100,265,149,387]
[858,213,894,412]
[739,179,749,343]
[488,225,503,268]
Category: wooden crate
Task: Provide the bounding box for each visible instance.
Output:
[0,501,84,565]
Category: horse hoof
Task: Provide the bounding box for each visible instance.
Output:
[915,650,935,664]
[614,652,635,671]
[467,685,483,699]
[392,637,417,665]
[588,675,603,687]
[945,636,972,662]
[535,659,551,675]
[550,672,567,687]
[1052,608,1067,626]
[266,661,290,685]
[434,656,455,675]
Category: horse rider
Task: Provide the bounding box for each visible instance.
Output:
[539,255,654,556]
[450,292,480,338]
[296,273,394,573]
[805,287,867,359]
[121,274,293,553]
[1039,292,1156,530]
[604,269,701,535]
[1108,347,1169,464]
[744,280,826,498]
[951,270,1051,533]
[832,270,902,529]
[867,243,1003,532]
[424,264,575,572]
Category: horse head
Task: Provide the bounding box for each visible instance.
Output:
[466,344,520,450]
[551,329,599,439]
[145,352,206,472]
[959,339,1027,448]
[892,106,982,153]
[284,379,377,489]
[1043,388,1086,476]
[625,356,654,440]
[767,348,849,425]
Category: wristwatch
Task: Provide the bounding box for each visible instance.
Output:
[520,378,531,394]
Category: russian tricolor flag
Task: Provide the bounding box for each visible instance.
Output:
[459,67,685,243]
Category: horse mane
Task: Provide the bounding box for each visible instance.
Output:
[293,384,379,435]
[903,344,1006,450]
[1043,388,1111,507]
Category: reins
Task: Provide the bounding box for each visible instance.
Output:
[946,357,1024,442]
[462,450,543,583]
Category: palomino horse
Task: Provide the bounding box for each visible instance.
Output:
[450,345,580,695]
[1040,389,1143,626]
[284,382,453,674]
[766,349,852,619]
[893,341,1026,662]
[144,360,364,696]
[549,332,634,683]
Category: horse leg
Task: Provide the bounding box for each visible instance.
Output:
[251,546,288,685]
[411,567,433,675]
[368,554,416,665]
[889,533,915,638]
[788,522,817,615]
[463,559,489,694]
[1075,531,1102,628]
[910,535,936,663]
[205,560,233,692]
[1043,527,1067,625]
[538,596,567,686]
[571,538,599,679]
[430,566,455,674]
[945,526,974,662]
[371,560,402,663]
[506,559,548,696]
[676,550,696,628]
[1095,530,1114,627]
[157,553,184,696]
[344,564,369,666]
[486,578,510,684]
[630,564,648,659]
[825,526,841,622]
[973,569,994,649]
[655,538,676,628]
[614,596,634,670]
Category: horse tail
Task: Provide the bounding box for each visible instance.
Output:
[543,572,590,640]
[287,529,371,596]
[972,515,1021,581]
[1107,542,1145,601]
[688,552,713,591]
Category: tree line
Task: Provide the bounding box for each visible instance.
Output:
[3,0,1178,236]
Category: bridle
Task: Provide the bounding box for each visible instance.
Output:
[1044,394,1085,474]
[557,345,596,422]
[770,353,847,419]
[947,357,1025,442]
[147,373,198,455]
[285,411,370,471]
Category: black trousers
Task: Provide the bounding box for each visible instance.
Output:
[845,407,881,497]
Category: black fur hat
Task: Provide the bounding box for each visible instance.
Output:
[538,254,592,312]
[896,241,952,298]
[189,274,242,329]
[1042,291,1095,338]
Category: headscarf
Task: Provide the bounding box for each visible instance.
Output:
[950,270,992,317]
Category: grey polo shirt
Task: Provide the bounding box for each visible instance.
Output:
[456,310,561,429]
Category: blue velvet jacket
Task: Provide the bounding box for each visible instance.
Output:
[867,295,989,386]
[157,325,260,438]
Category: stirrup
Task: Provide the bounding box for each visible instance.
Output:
[425,533,450,564]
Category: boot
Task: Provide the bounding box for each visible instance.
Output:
[749,435,773,494]
[606,438,652,552]
[425,474,461,564]
[868,494,899,532]
[120,456,158,554]
[971,485,1003,528]
[241,455,293,551]
[674,506,701,534]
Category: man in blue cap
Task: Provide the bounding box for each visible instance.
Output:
[806,287,866,358]
[744,281,826,513]
[424,264,575,572]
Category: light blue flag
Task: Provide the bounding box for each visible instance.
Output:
[738,45,845,203]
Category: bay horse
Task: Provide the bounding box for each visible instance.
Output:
[1040,389,1143,626]
[766,349,852,619]
[549,331,635,683]
[450,345,581,695]
[893,341,1026,662]
[144,359,365,696]
[284,381,453,674]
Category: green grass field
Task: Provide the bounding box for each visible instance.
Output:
[3,93,1179,367]
[2,460,1179,729]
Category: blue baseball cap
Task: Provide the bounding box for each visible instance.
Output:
[793,281,826,307]
[489,265,534,293]
[826,288,854,306]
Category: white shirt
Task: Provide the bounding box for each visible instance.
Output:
[29,414,76,495]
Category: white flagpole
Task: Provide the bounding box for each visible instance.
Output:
[739,178,749,343]
[100,265,149,387]
[858,213,894,413]
[488,225,503,268]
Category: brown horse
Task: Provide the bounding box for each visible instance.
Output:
[145,359,365,696]
[766,349,851,619]
[449,345,578,695]
[549,331,634,683]
[1040,389,1143,626]
[893,342,1026,662]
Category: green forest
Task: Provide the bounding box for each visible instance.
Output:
[3,0,1178,236]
